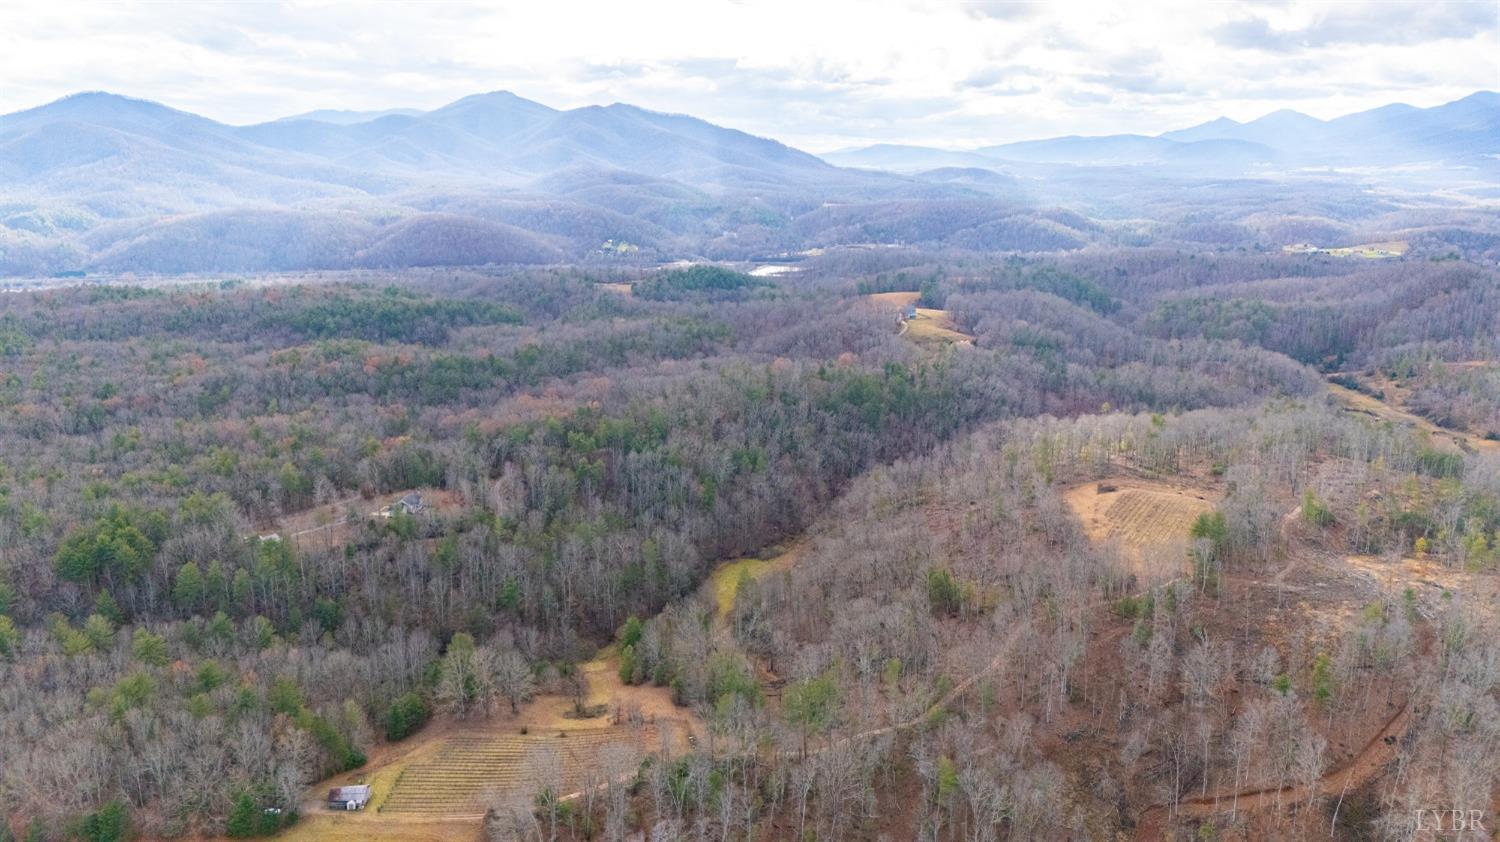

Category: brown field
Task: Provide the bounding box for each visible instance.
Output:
[598,282,632,296]
[905,308,972,345]
[865,290,920,308]
[1063,479,1217,578]
[270,815,479,842]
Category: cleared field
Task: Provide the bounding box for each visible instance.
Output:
[1327,380,1499,454]
[379,728,644,817]
[707,543,802,619]
[866,290,920,307]
[863,292,973,346]
[285,652,698,837]
[1064,480,1217,576]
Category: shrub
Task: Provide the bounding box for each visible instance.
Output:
[1301,489,1334,527]
[77,801,130,842]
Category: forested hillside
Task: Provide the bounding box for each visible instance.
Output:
[0,237,1497,841]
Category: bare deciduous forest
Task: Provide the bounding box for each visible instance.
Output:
[0,227,1498,841]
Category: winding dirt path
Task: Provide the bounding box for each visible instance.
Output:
[1134,700,1412,839]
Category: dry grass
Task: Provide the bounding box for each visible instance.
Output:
[905,309,973,346]
[866,291,920,308]
[269,815,482,842]
[862,292,973,346]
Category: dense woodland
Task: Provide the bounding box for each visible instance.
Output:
[1,238,1498,841]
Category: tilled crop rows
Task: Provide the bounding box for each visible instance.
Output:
[380,728,642,816]
[1102,488,1210,548]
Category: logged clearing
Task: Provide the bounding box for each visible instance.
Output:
[1326,380,1500,454]
[1064,479,1217,575]
[1344,553,1500,625]
[598,282,633,296]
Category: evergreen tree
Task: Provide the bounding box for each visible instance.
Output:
[225,792,258,838]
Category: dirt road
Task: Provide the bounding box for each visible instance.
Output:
[1134,701,1411,839]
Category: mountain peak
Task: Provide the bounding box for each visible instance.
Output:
[435,90,554,113]
[0,90,225,135]
[9,90,176,119]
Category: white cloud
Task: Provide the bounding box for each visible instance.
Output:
[0,0,1493,150]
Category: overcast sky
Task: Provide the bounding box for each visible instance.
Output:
[1,0,1495,151]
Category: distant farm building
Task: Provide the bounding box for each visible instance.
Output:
[327,784,371,810]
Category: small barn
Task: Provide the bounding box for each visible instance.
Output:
[327,784,371,810]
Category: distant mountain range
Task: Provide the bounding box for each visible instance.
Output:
[0,90,919,274]
[0,89,852,199]
[825,92,1500,172]
[0,89,1494,275]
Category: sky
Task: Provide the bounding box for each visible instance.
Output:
[0,0,1496,151]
